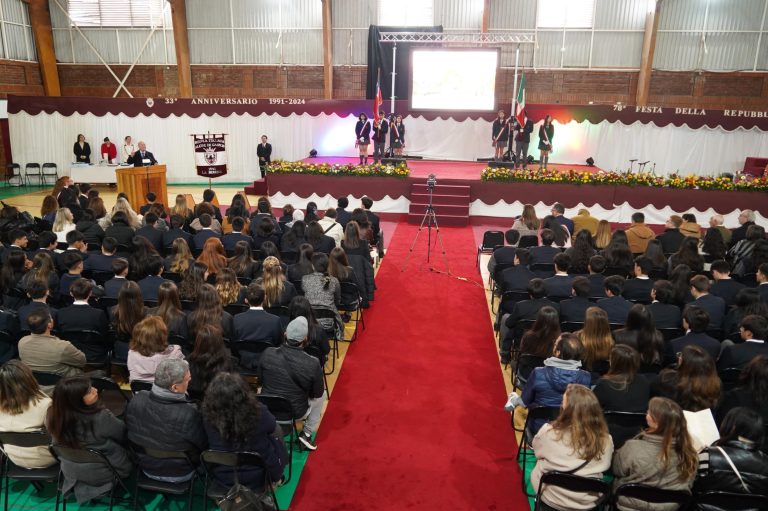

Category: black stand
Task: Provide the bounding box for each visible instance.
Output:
[144,163,151,198]
[401,182,450,273]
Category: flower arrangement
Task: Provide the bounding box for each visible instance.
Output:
[268,160,410,178]
[480,167,768,192]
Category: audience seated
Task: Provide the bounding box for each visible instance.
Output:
[656,215,685,255]
[250,215,281,250]
[135,212,164,252]
[587,255,607,298]
[652,345,721,412]
[571,208,599,236]
[717,355,768,427]
[593,220,612,250]
[103,258,129,299]
[530,385,613,510]
[147,281,188,341]
[689,275,726,331]
[499,248,534,295]
[19,308,86,380]
[335,197,352,228]
[670,306,721,362]
[22,251,59,296]
[46,375,133,503]
[724,287,768,336]
[518,306,561,379]
[0,360,56,468]
[501,278,560,363]
[127,316,184,383]
[164,238,194,274]
[191,214,220,250]
[18,280,57,331]
[317,208,343,247]
[187,325,234,396]
[543,253,574,299]
[103,210,136,247]
[596,275,632,324]
[603,230,634,276]
[611,397,697,508]
[136,254,169,302]
[162,214,192,249]
[233,283,283,348]
[669,263,695,307]
[564,229,595,275]
[487,230,520,275]
[56,279,108,336]
[307,221,336,254]
[83,237,118,273]
[341,221,373,264]
[643,239,668,277]
[626,212,655,255]
[647,280,682,329]
[215,268,244,306]
[302,253,342,336]
[197,237,227,275]
[187,284,234,341]
[55,230,88,273]
[178,261,208,301]
[612,304,665,373]
[258,317,325,451]
[57,251,86,298]
[622,256,654,303]
[125,358,206,482]
[511,204,540,238]
[528,229,560,266]
[110,281,148,358]
[717,315,768,371]
[228,240,260,280]
[287,244,315,283]
[550,202,574,235]
[729,225,764,275]
[289,296,331,363]
[222,216,253,252]
[574,307,614,375]
[559,277,592,323]
[680,213,702,239]
[757,263,768,303]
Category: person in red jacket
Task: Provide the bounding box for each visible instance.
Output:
[100,137,117,163]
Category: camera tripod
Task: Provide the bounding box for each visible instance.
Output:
[401,176,450,273]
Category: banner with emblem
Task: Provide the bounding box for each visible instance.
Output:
[193,133,228,178]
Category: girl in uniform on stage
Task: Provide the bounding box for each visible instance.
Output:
[73,134,91,164]
[491,110,509,161]
[538,115,554,170]
[355,113,372,166]
[122,135,135,163]
[391,114,405,156]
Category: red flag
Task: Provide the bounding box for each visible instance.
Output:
[374,79,383,123]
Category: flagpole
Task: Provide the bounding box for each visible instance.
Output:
[390,43,397,114]
[512,44,520,118]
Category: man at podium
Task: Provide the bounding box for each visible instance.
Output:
[126,141,158,167]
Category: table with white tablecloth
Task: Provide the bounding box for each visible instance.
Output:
[69,164,130,184]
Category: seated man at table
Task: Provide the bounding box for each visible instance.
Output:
[126,141,158,167]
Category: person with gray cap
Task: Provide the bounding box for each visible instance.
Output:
[125,358,207,482]
[258,316,325,451]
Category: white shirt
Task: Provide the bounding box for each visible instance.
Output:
[122,144,135,161]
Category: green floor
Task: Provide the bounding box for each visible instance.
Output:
[0,184,48,201]
[3,432,312,510]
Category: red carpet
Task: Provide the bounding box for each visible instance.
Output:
[291,223,528,510]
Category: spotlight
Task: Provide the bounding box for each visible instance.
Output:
[586,157,595,167]
[527,155,535,164]
[309,149,318,158]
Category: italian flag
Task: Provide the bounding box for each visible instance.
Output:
[515,73,526,126]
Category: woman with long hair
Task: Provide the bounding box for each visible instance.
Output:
[287,243,315,283]
[603,231,634,274]
[75,209,105,245]
[252,216,280,250]
[127,316,183,382]
[511,204,540,237]
[306,221,335,254]
[613,304,664,373]
[109,197,141,229]
[187,283,233,341]
[178,261,208,301]
[21,251,59,295]
[110,281,147,343]
[593,220,612,250]
[280,220,307,254]
[728,224,765,274]
[302,252,342,335]
[654,345,721,412]
[40,195,58,224]
[52,208,76,243]
[575,307,614,373]
[197,237,227,275]
[0,250,28,296]
[328,246,356,285]
[259,240,282,262]
[258,256,297,307]
[537,114,554,170]
[227,240,259,280]
[594,345,652,447]
[351,208,373,244]
[148,281,188,341]
[288,295,330,361]
[643,239,668,272]
[717,355,768,426]
[565,229,596,274]
[531,385,613,510]
[540,215,570,248]
[355,113,372,165]
[215,268,243,306]
[669,236,705,274]
[668,263,694,307]
[88,196,107,222]
[0,360,56,468]
[305,201,320,224]
[202,372,286,489]
[519,305,562,380]
[103,210,136,246]
[165,237,194,275]
[700,227,727,263]
[187,325,233,396]
[341,221,373,262]
[129,235,160,280]
[612,397,698,509]
[170,194,193,223]
[723,288,768,338]
[46,376,132,502]
[226,194,248,222]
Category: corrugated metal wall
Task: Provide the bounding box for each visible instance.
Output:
[0,0,35,61]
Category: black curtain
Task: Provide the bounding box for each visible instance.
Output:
[366,25,443,105]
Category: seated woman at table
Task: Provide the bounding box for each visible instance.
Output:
[73,134,91,164]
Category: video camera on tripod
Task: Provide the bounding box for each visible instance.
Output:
[426,174,437,190]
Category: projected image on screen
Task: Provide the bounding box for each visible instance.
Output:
[411,49,498,111]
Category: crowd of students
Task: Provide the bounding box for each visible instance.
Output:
[0,178,382,504]
[492,203,768,510]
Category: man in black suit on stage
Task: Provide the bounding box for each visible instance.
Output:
[647,280,682,329]
[233,283,283,347]
[543,253,574,299]
[709,259,745,308]
[622,256,655,304]
[718,315,768,370]
[257,135,272,178]
[559,277,592,324]
[596,275,632,324]
[126,141,158,167]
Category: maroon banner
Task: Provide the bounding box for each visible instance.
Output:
[193,134,227,178]
[8,95,768,131]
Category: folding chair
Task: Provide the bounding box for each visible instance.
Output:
[304,343,331,397]
[23,163,41,186]
[50,444,133,510]
[693,490,768,510]
[313,307,340,358]
[533,471,610,511]
[338,281,365,342]
[223,303,249,316]
[612,483,691,510]
[489,262,514,309]
[718,367,743,392]
[59,329,111,370]
[560,321,584,333]
[42,163,59,185]
[130,380,153,393]
[200,450,279,510]
[477,230,504,267]
[497,291,529,317]
[658,327,684,342]
[32,370,63,388]
[530,263,555,279]
[603,411,647,450]
[4,163,22,187]
[88,270,115,286]
[515,406,562,496]
[129,442,196,511]
[255,394,299,483]
[512,354,545,391]
[231,340,275,374]
[0,431,61,510]
[518,235,538,248]
[90,376,131,418]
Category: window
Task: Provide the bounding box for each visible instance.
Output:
[537,0,594,29]
[378,0,433,27]
[67,0,168,28]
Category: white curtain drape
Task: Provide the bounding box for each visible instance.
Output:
[9,111,768,183]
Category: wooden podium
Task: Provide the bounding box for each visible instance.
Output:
[116,165,168,210]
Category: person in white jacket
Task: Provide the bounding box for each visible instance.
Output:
[318,208,344,247]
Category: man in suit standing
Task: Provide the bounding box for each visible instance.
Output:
[222,217,254,252]
[689,275,726,332]
[83,237,119,273]
[543,253,574,299]
[623,256,655,304]
[596,276,632,324]
[104,258,130,299]
[126,141,158,167]
[233,283,283,347]
[670,306,721,361]
[559,277,592,323]
[136,212,165,252]
[162,215,192,250]
[137,256,169,302]
[648,280,682,329]
[192,214,220,251]
[256,135,272,178]
[528,229,561,267]
[710,260,745,308]
[335,197,352,228]
[718,315,768,370]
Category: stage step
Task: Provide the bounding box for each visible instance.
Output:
[411,183,470,195]
[409,202,469,216]
[410,193,469,206]
[244,179,268,196]
[407,213,469,227]
[407,182,470,227]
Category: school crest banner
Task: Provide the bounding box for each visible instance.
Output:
[193,134,228,177]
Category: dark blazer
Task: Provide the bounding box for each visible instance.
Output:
[596,296,633,324]
[256,143,272,165]
[222,232,254,252]
[104,276,129,299]
[232,309,283,346]
[162,228,192,249]
[692,293,726,330]
[135,226,164,252]
[554,215,574,236]
[543,274,574,299]
[137,275,169,302]
[559,297,592,323]
[310,235,336,254]
[656,229,685,254]
[365,210,381,238]
[622,277,654,303]
[759,284,768,304]
[73,141,91,163]
[55,248,89,273]
[710,279,746,308]
[671,332,722,361]
[75,220,105,244]
[104,222,135,247]
[717,341,768,370]
[126,150,158,167]
[647,302,682,329]
[588,274,606,298]
[83,253,117,273]
[500,266,534,293]
[492,246,517,268]
[729,221,754,248]
[56,303,108,336]
[528,245,561,266]
[192,229,220,251]
[18,302,57,331]
[57,273,80,297]
[335,208,351,228]
[505,298,560,329]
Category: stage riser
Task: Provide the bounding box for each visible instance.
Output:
[407,213,469,227]
[411,184,471,195]
[407,181,470,227]
[410,193,469,206]
[409,203,469,216]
